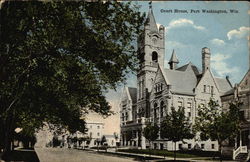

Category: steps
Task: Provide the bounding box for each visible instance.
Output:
[235,153,248,162]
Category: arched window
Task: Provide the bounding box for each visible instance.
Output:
[152,51,158,62]
[154,103,158,119]
[160,101,164,117]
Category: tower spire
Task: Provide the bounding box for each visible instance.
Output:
[145,1,158,33]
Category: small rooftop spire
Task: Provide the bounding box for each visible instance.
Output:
[168,50,179,70]
[169,50,179,63]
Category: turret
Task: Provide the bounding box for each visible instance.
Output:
[168,50,179,70]
[202,47,211,74]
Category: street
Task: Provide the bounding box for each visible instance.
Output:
[35,148,138,162]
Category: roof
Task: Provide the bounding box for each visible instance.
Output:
[164,68,197,94]
[128,87,137,103]
[176,62,201,75]
[162,62,232,95]
[215,77,232,92]
[221,88,234,97]
[169,50,179,63]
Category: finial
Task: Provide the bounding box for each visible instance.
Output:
[149,1,152,9]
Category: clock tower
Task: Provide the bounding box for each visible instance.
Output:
[137,4,165,118]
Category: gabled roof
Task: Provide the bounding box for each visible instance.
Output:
[215,77,232,92]
[163,68,197,94]
[238,69,250,88]
[127,87,137,103]
[176,62,201,75]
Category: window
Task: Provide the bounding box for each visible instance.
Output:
[97,126,100,129]
[160,143,164,150]
[160,101,164,117]
[90,132,92,137]
[178,101,182,109]
[152,51,158,62]
[90,125,92,129]
[201,144,205,149]
[211,144,215,149]
[154,143,158,149]
[179,144,183,150]
[187,102,191,118]
[211,86,214,95]
[188,144,192,149]
[207,85,210,93]
[203,85,206,92]
[155,83,163,93]
[97,132,100,136]
[154,103,158,119]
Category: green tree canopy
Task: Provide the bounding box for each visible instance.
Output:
[143,122,159,147]
[194,99,240,161]
[0,1,145,155]
[160,106,194,160]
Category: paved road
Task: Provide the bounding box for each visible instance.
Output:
[35,148,138,162]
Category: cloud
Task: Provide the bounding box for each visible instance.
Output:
[166,18,206,31]
[211,53,239,77]
[210,38,225,46]
[167,41,188,49]
[227,26,250,40]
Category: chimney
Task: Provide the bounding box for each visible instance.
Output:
[202,47,211,73]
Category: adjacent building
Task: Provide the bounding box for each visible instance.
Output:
[120,5,233,151]
[221,69,250,160]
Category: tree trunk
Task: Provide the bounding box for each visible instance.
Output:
[219,144,222,162]
[174,142,176,161]
[2,113,15,159]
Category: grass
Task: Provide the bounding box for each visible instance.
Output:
[2,148,39,162]
[118,149,199,158]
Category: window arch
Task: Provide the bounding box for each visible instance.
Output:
[152,51,158,62]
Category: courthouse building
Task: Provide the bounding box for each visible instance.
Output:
[120,5,233,151]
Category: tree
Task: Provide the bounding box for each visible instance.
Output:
[113,132,119,152]
[0,1,145,157]
[160,107,194,161]
[143,122,159,150]
[194,100,240,162]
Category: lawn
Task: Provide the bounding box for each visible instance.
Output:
[118,149,220,159]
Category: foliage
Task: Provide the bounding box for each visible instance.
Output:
[160,106,194,161]
[14,131,36,148]
[195,100,240,143]
[160,107,194,142]
[0,0,145,154]
[101,135,107,145]
[143,122,159,144]
[194,100,240,161]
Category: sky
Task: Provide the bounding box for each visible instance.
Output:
[88,1,250,135]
